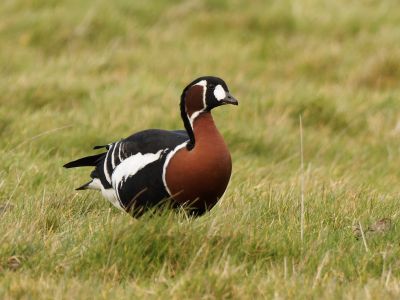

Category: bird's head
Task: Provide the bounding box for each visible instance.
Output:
[180,76,238,125]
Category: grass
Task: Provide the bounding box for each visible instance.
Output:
[1,0,400,298]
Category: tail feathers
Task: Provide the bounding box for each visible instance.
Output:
[76,179,102,191]
[63,152,106,169]
[76,181,93,190]
[93,144,109,150]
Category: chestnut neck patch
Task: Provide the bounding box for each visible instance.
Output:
[185,85,205,117]
[180,83,208,150]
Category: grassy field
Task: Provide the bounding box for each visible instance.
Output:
[1,0,400,298]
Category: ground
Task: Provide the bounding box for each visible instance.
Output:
[1,0,400,299]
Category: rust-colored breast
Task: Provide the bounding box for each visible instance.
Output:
[165,113,232,212]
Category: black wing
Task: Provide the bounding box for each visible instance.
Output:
[101,129,188,213]
[96,129,188,186]
[65,129,189,214]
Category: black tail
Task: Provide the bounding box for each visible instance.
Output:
[75,180,93,190]
[93,144,109,150]
[63,153,106,169]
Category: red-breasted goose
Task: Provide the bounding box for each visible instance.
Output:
[64,76,238,217]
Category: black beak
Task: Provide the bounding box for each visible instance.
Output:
[221,93,239,105]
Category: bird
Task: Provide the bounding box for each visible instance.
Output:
[64,76,238,217]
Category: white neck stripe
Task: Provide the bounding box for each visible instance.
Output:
[188,109,206,128]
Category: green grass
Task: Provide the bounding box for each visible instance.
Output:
[1,0,400,298]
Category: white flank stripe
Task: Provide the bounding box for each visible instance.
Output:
[111,142,118,168]
[118,143,123,161]
[102,188,124,211]
[90,178,124,211]
[103,149,112,184]
[87,178,102,190]
[162,142,188,196]
[112,150,163,190]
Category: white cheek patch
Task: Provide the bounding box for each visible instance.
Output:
[214,85,226,101]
